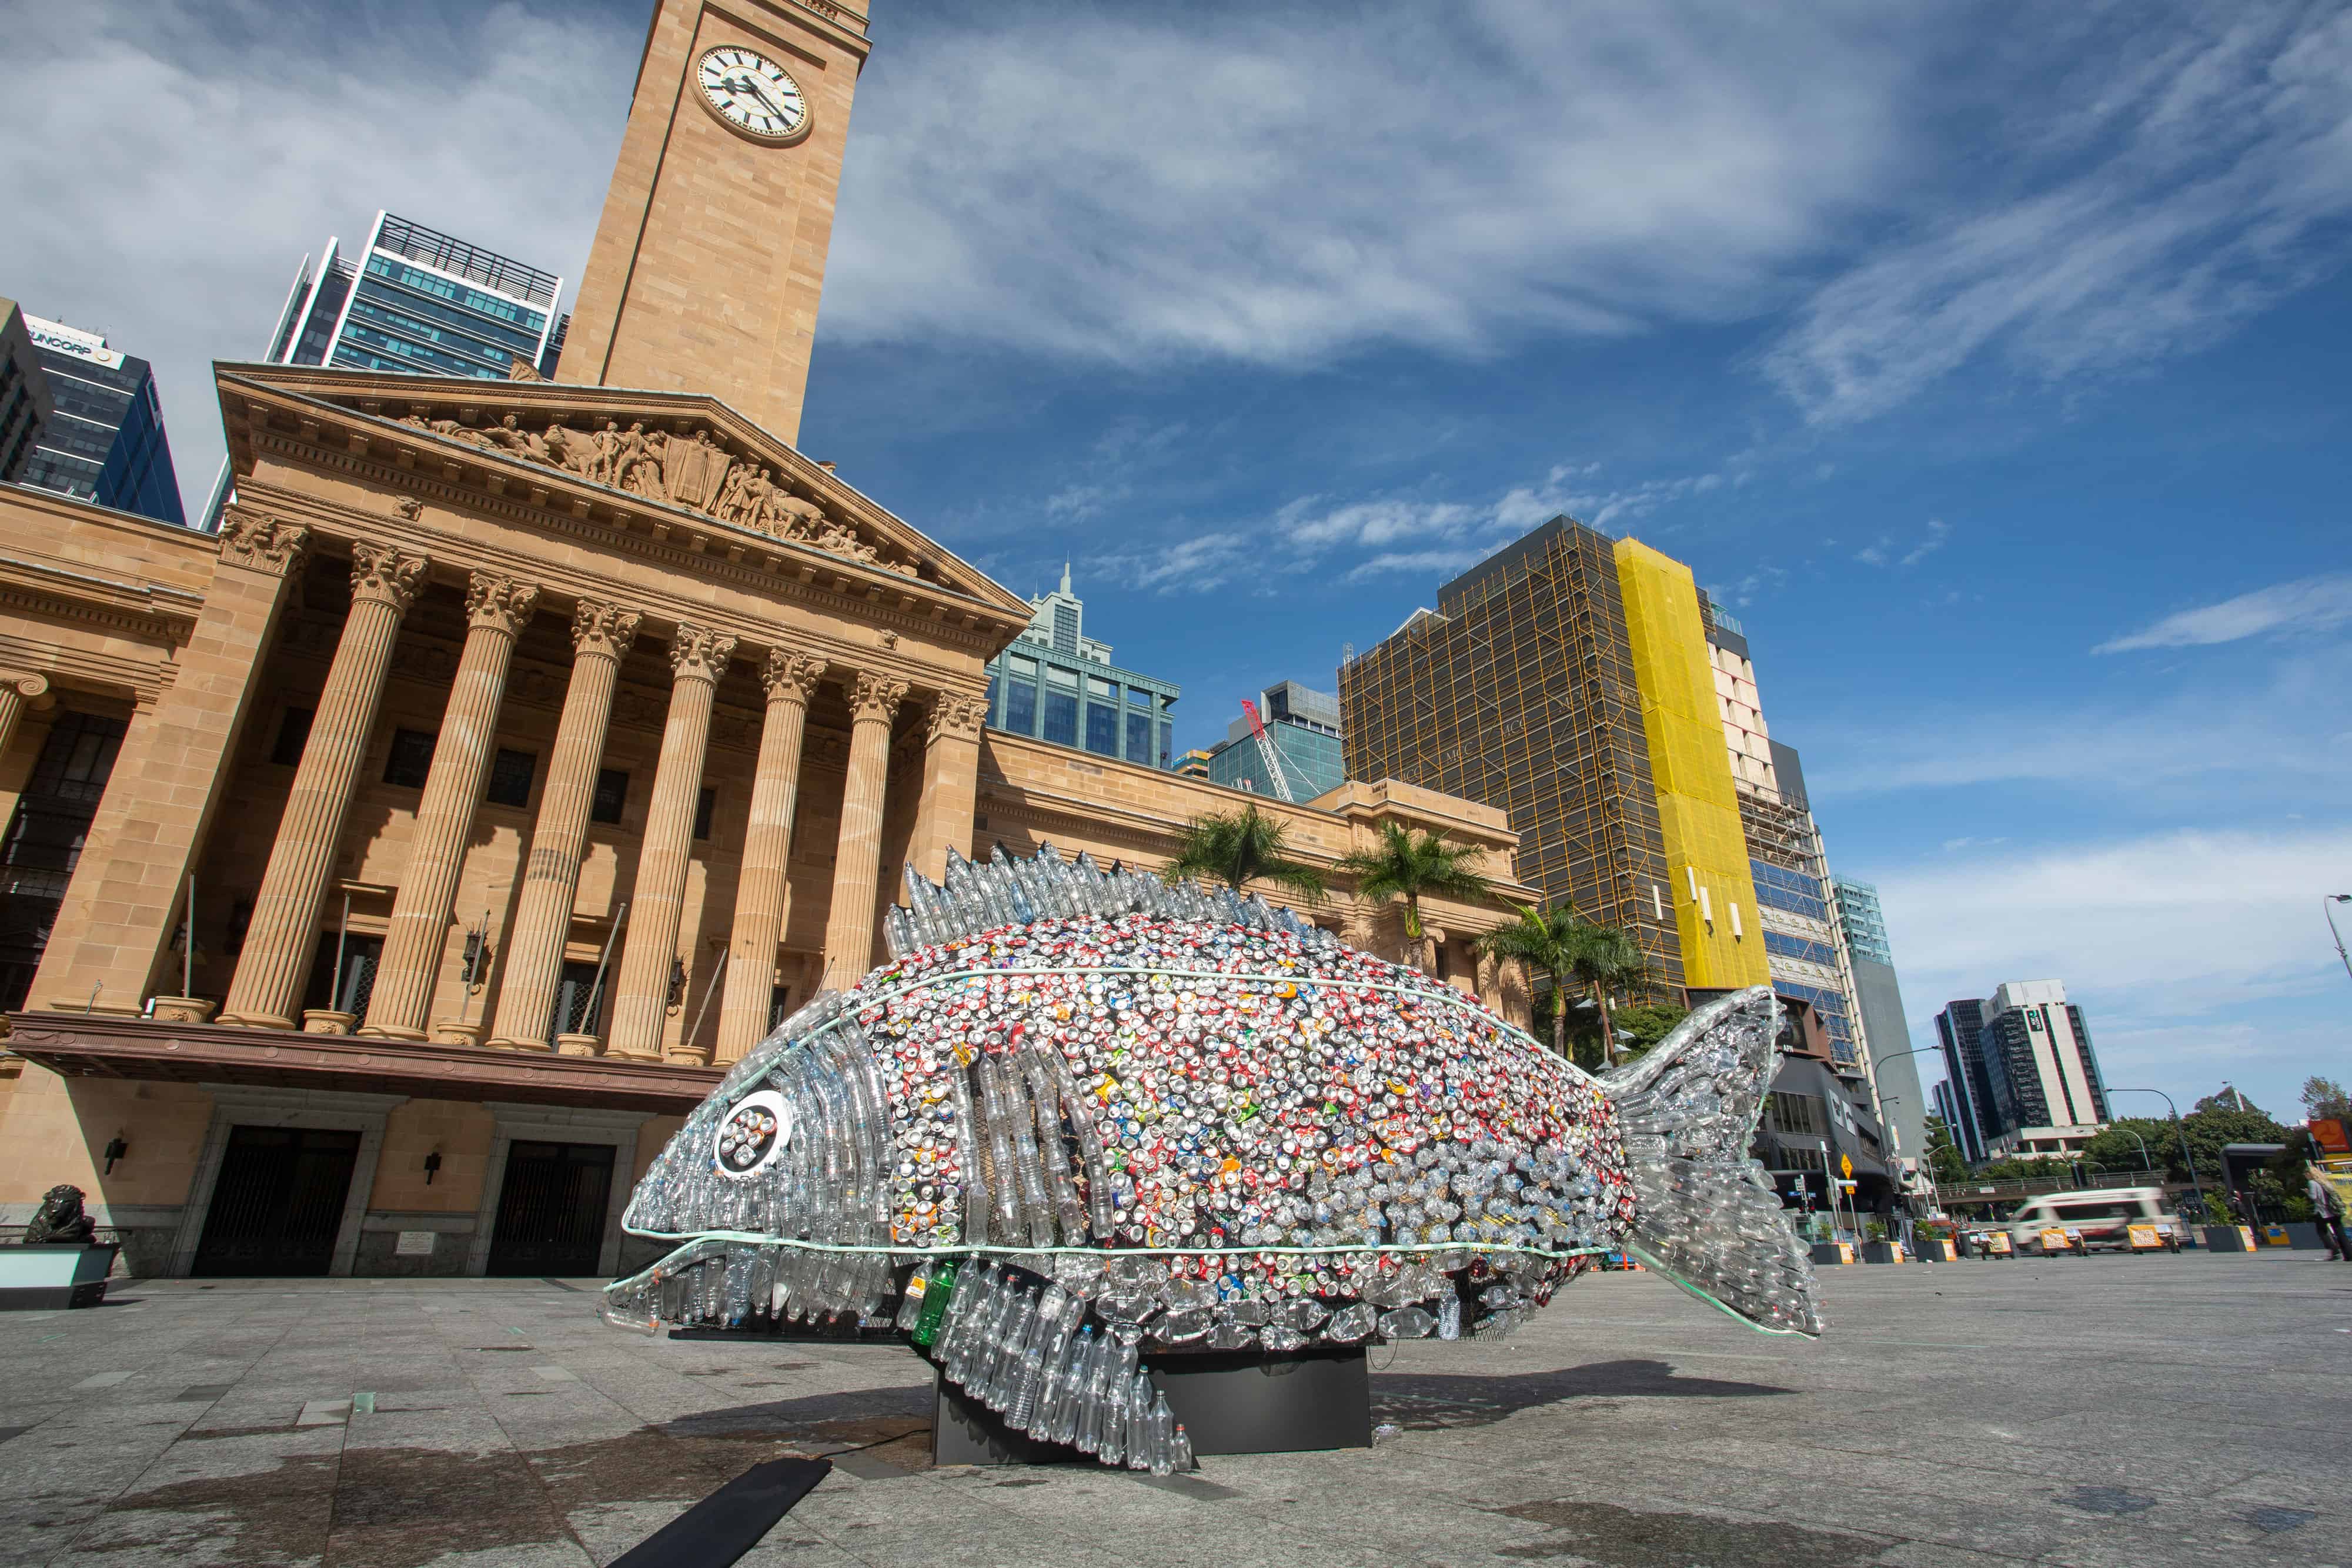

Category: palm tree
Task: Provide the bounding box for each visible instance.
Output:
[1162,804,1327,903]
[1476,901,1649,1066]
[1335,822,1492,972]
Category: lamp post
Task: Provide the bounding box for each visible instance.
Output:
[2107,1087,2206,1221]
[2327,895,2352,984]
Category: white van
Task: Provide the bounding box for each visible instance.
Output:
[2005,1188,2181,1253]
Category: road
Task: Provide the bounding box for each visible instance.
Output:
[0,1250,2340,1566]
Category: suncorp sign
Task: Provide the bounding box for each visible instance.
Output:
[24,315,125,369]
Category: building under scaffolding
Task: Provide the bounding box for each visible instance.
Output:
[1339,516,1686,996]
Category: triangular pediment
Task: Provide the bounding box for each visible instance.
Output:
[215,363,1034,626]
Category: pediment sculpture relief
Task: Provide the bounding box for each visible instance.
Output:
[395,411,920,579]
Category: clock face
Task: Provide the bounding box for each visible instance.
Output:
[696,46,811,143]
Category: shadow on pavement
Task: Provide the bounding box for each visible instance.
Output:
[1375,1357,1793,1430]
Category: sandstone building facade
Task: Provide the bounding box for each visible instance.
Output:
[0,0,1533,1279]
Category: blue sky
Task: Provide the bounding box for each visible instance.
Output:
[5,0,2348,1121]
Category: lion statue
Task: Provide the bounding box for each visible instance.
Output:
[24,1183,94,1245]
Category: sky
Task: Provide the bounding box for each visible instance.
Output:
[4,0,2348,1124]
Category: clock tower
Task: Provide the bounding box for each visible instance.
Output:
[560,0,871,445]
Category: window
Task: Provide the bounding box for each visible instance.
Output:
[1052,603,1078,655]
[271,706,315,767]
[1085,703,1118,756]
[1158,721,1172,770]
[986,674,1003,728]
[694,787,717,841]
[1766,1091,1823,1137]
[1043,691,1078,747]
[383,728,436,788]
[1005,681,1037,736]
[485,748,536,808]
[1088,676,1117,700]
[1126,711,1154,765]
[592,768,629,825]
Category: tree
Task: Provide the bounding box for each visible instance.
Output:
[1475,901,1649,1068]
[1162,805,1327,903]
[1332,821,1492,973]
[1922,1114,1969,1184]
[1613,1001,1688,1063]
[1476,902,1581,1061]
[2303,1076,2352,1124]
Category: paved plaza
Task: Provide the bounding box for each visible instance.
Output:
[0,1251,2341,1567]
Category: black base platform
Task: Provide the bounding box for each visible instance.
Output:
[932,1346,1370,1466]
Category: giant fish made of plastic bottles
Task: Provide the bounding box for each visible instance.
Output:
[603,845,1822,1464]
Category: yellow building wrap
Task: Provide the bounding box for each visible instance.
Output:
[1612,539,1772,991]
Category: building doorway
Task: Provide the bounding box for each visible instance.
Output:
[191,1126,362,1276]
[485,1140,614,1276]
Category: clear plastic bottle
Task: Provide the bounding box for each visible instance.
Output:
[895,1262,933,1332]
[1147,1391,1177,1476]
[1170,1421,1195,1474]
[1125,1370,1154,1469]
[1070,1329,1110,1454]
[981,1287,1038,1409]
[1047,1326,1095,1448]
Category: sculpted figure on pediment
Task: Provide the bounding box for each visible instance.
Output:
[620,424,668,499]
[760,489,822,540]
[483,413,540,460]
[539,422,597,477]
[664,427,731,511]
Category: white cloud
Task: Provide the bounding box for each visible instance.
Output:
[2094,572,2352,653]
[1808,650,2351,800]
[1875,825,2352,1108]
[829,2,1908,367]
[0,0,634,518]
[1765,5,2352,424]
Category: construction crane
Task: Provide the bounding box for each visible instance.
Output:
[1240,698,1302,804]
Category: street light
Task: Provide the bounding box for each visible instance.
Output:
[2327,895,2352,984]
[2107,1087,2207,1221]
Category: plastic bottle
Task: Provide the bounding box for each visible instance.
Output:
[1047,1326,1094,1447]
[895,1262,933,1332]
[1147,1391,1177,1476]
[1170,1421,1195,1473]
[1125,1370,1154,1469]
[911,1259,960,1348]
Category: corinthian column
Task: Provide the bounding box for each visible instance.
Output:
[821,669,907,991]
[220,542,427,1028]
[607,624,736,1059]
[0,671,53,764]
[712,650,826,1064]
[487,600,641,1050]
[911,689,985,884]
[359,572,540,1039]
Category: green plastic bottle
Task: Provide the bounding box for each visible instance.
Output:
[911,1258,960,1346]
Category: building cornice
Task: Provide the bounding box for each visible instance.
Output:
[6,1015,721,1113]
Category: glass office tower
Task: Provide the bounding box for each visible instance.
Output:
[983,565,1180,769]
[1207,680,1347,801]
[14,315,184,526]
[266,212,567,381]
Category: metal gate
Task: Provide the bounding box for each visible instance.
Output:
[192,1126,361,1277]
[485,1140,614,1276]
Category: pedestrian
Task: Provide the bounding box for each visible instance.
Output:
[2309,1174,2349,1261]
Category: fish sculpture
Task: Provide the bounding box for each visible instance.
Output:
[604,845,1822,1466]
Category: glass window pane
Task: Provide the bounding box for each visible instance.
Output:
[1043,691,1078,746]
[1126,711,1152,764]
[1006,681,1037,735]
[1085,703,1118,755]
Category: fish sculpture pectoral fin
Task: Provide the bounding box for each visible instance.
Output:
[1606,985,1825,1337]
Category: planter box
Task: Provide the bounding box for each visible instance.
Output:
[2201,1225,2256,1252]
[0,1243,119,1309]
[1860,1241,1902,1264]
[1808,1241,1854,1266]
[1914,1239,1960,1262]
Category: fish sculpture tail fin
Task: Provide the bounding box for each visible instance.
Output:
[1603,985,1824,1336]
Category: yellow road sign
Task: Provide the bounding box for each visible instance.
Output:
[1840,1152,1853,1179]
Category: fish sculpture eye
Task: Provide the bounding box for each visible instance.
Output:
[712,1089,791,1179]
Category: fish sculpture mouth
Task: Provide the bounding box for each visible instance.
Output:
[602,845,1822,1467]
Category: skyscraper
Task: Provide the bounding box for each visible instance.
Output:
[1340,516,1698,995]
[1935,998,1995,1164]
[1700,599,1865,1074]
[1208,680,1346,801]
[262,212,568,382]
[11,313,183,526]
[0,299,52,484]
[983,564,1181,768]
[1833,878,1922,1165]
[1935,982,2108,1161]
